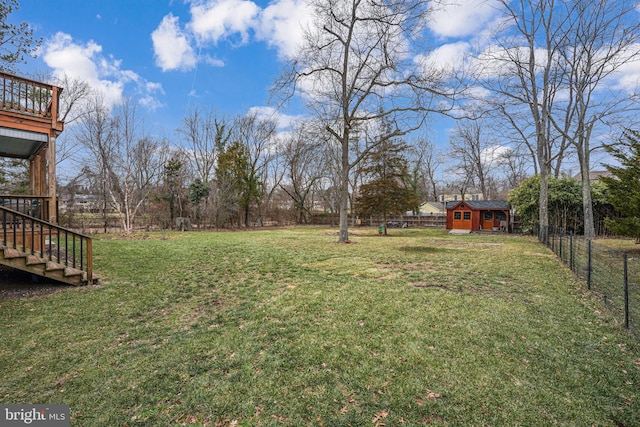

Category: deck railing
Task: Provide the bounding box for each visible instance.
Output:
[0,195,51,221]
[0,72,59,119]
[1,205,92,283]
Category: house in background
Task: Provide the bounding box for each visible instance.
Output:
[438,187,484,203]
[446,200,511,232]
[572,170,613,182]
[416,201,445,216]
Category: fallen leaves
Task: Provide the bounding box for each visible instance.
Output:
[372,409,389,426]
[339,389,358,415]
[415,389,442,406]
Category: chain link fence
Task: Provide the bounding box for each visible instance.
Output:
[539,226,639,339]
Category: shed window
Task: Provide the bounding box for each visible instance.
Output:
[463,212,471,220]
[484,211,493,220]
[454,212,461,220]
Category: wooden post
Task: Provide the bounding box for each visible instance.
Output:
[47,135,56,223]
[624,252,629,330]
[86,237,93,284]
[587,240,592,290]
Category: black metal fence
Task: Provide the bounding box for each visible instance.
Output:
[540,226,639,338]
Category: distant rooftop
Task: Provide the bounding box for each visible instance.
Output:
[572,170,613,181]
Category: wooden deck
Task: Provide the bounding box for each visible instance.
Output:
[0,72,95,286]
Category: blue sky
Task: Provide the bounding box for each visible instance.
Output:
[13,0,640,155]
[16,1,286,135]
[13,0,511,150]
[13,0,640,169]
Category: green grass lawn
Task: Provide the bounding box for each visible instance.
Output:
[1,227,639,426]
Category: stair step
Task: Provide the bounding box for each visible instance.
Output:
[26,254,47,265]
[64,267,84,278]
[3,248,25,259]
[46,261,65,272]
[1,210,94,287]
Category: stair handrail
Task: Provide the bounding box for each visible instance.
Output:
[1,204,93,283]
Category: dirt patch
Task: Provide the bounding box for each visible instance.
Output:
[0,266,71,300]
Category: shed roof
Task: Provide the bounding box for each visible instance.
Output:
[446,200,510,210]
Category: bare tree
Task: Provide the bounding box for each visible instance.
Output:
[497,144,529,191]
[160,148,189,229]
[443,159,476,202]
[78,96,166,234]
[231,112,278,226]
[75,93,114,232]
[55,75,93,167]
[178,106,228,185]
[279,121,329,223]
[449,118,498,200]
[479,0,572,241]
[29,72,94,169]
[480,0,640,239]
[408,136,442,202]
[548,0,640,239]
[178,106,230,227]
[275,0,453,242]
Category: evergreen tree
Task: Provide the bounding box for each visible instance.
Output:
[354,138,419,235]
[188,178,209,228]
[601,130,640,243]
[0,158,28,193]
[0,0,41,72]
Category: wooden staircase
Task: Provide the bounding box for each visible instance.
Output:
[0,73,95,287]
[1,203,96,286]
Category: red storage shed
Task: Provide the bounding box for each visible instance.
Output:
[445,200,510,232]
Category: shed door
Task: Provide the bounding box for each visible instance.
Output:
[452,210,472,229]
[482,211,494,230]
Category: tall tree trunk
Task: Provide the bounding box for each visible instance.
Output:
[578,147,595,239]
[539,166,549,243]
[538,122,550,243]
[339,135,350,243]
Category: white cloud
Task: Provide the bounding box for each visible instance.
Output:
[256,0,313,59]
[428,0,501,38]
[152,14,197,71]
[604,42,640,93]
[481,144,511,166]
[151,0,311,72]
[201,55,225,67]
[416,41,470,74]
[189,0,259,44]
[248,105,303,129]
[43,32,163,110]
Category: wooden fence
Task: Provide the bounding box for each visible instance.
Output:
[310,214,446,228]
